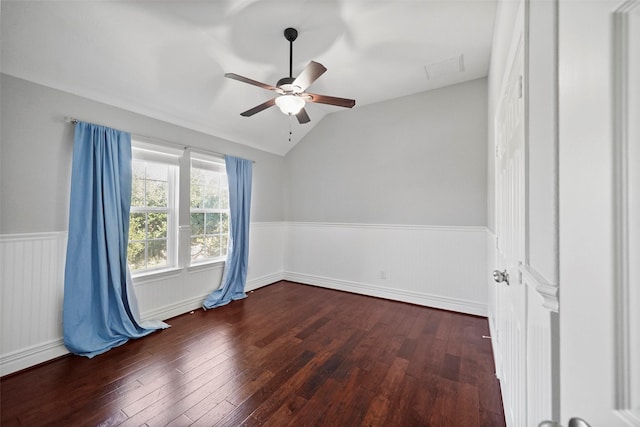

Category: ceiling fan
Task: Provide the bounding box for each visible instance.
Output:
[225,27,356,124]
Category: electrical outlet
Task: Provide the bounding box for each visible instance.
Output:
[380,271,387,280]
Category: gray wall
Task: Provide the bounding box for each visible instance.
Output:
[284,78,488,226]
[0,74,286,234]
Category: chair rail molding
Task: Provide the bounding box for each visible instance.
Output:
[521,264,559,313]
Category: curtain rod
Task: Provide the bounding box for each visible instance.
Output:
[64,116,255,163]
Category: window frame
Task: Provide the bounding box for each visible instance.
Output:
[189,154,230,266]
[127,140,230,278]
[128,140,181,276]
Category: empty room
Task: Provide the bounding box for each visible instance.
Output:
[1,0,638,426]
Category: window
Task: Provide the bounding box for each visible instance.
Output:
[190,157,229,263]
[126,142,229,275]
[128,144,179,273]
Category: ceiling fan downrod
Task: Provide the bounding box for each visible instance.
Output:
[284,27,298,79]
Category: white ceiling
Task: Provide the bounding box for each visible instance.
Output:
[1,0,497,156]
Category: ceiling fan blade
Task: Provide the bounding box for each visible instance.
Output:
[225,73,279,92]
[292,61,327,92]
[240,98,276,117]
[296,108,311,124]
[306,93,356,108]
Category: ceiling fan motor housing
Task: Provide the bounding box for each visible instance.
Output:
[284,27,298,42]
[276,76,301,94]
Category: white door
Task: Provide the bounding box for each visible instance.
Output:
[559,0,640,425]
[494,29,527,427]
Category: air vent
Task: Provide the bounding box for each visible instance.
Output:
[424,54,465,80]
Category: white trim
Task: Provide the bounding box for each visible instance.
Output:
[613,0,640,420]
[139,294,209,322]
[250,221,288,228]
[520,264,559,312]
[246,272,284,292]
[283,271,488,317]
[0,231,67,242]
[132,136,184,158]
[0,338,68,377]
[286,221,488,233]
[138,272,284,321]
[191,155,226,172]
[131,267,183,285]
[187,259,225,273]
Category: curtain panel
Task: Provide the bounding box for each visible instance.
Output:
[63,121,167,358]
[203,155,253,309]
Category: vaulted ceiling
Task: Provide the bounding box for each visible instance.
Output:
[1,0,497,156]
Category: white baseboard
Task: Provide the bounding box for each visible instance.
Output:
[140,294,210,322]
[246,272,284,292]
[0,338,69,377]
[283,271,488,317]
[138,272,285,322]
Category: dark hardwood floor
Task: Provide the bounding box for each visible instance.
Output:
[0,281,505,426]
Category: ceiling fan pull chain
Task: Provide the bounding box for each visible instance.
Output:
[288,115,293,143]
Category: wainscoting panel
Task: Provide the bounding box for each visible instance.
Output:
[0,233,68,376]
[245,222,286,291]
[1,222,487,375]
[284,222,488,316]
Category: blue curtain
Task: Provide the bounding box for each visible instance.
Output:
[203,155,253,309]
[63,122,168,358]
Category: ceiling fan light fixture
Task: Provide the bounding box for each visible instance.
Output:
[275,95,305,115]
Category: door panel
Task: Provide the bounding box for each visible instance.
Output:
[559,0,640,424]
[495,31,527,427]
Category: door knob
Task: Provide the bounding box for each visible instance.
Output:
[539,418,591,427]
[568,419,591,427]
[492,269,509,285]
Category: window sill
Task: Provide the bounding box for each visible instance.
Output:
[131,267,182,284]
[188,259,225,273]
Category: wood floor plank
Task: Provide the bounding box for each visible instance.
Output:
[189,400,237,427]
[0,281,505,427]
[185,367,274,422]
[281,376,345,427]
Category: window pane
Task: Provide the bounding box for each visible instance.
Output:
[146,162,169,181]
[191,183,204,209]
[191,236,205,261]
[220,175,229,208]
[190,213,204,235]
[146,180,168,207]
[203,174,220,208]
[205,212,221,234]
[127,242,146,271]
[189,163,229,263]
[131,175,145,207]
[129,213,146,240]
[221,213,229,233]
[147,213,167,239]
[203,185,220,209]
[206,236,221,258]
[221,236,228,256]
[148,240,167,268]
[129,148,176,273]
